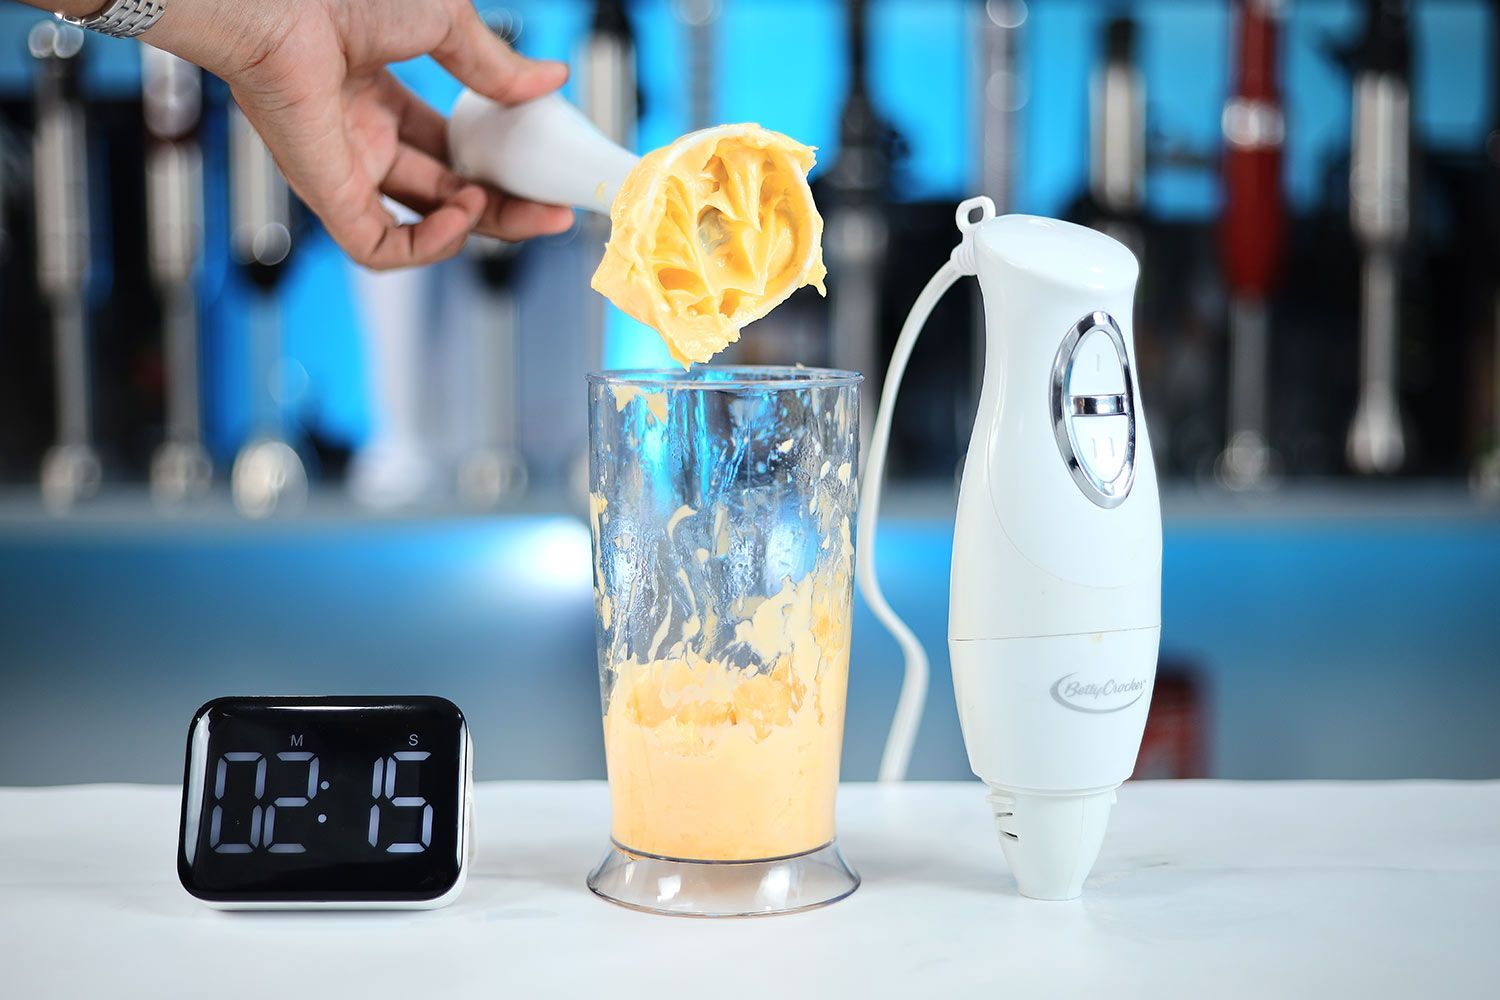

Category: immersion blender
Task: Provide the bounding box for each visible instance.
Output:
[456,11,528,509]
[144,48,212,505]
[1217,0,1286,489]
[1088,16,1146,254]
[859,199,1161,900]
[459,234,528,507]
[1345,0,1412,475]
[228,105,307,518]
[30,20,101,512]
[825,0,895,449]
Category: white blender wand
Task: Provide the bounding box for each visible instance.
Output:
[858,197,1162,900]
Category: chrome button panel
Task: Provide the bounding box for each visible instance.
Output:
[1050,311,1136,508]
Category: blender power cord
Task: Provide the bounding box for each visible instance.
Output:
[859,197,992,782]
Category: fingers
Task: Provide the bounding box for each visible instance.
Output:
[433,0,568,105]
[380,143,468,212]
[373,71,449,161]
[365,185,488,268]
[474,195,575,242]
[379,142,571,241]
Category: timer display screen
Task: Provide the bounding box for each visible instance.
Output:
[177,697,468,904]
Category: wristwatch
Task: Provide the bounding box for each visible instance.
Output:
[57,0,166,40]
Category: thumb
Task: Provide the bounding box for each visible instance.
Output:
[433,1,568,105]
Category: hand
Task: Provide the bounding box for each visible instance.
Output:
[120,0,575,269]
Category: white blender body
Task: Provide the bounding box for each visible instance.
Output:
[952,214,1160,900]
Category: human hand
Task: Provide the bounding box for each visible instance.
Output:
[135,0,576,269]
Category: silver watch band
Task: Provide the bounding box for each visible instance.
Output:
[58,0,166,40]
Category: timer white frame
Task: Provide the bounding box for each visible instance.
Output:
[180,704,473,911]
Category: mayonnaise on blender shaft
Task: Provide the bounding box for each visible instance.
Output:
[591,125,827,366]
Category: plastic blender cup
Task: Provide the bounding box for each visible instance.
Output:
[585,366,862,916]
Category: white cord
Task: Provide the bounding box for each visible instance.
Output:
[860,260,966,783]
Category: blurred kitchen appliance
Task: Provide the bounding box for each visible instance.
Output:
[1089,16,1145,251]
[346,254,436,510]
[1133,663,1207,779]
[1345,0,1412,475]
[825,0,897,448]
[143,48,211,505]
[459,235,528,507]
[977,0,1024,217]
[30,20,101,512]
[228,105,306,517]
[0,118,9,307]
[1472,11,1500,500]
[574,0,638,490]
[860,201,1160,900]
[972,0,1025,437]
[1217,0,1286,489]
[675,0,718,133]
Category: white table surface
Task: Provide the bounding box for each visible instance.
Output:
[2,780,1496,998]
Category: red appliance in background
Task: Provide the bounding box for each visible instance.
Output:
[1217,0,1286,490]
[1134,664,1209,780]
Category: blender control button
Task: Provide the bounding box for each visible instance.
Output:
[1050,311,1137,509]
[1067,328,1128,396]
[1072,414,1131,482]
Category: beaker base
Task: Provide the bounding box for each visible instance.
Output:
[586,840,859,917]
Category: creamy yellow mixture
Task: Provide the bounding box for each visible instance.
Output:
[591,125,826,367]
[600,517,854,861]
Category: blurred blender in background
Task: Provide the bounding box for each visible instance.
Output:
[458,8,530,510]
[228,105,307,519]
[972,0,1025,440]
[1217,0,1285,491]
[1345,0,1413,476]
[1475,6,1500,501]
[825,0,900,451]
[30,20,100,512]
[572,0,638,494]
[144,48,211,507]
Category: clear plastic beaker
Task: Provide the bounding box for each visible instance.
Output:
[585,366,861,917]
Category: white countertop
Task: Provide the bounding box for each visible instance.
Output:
[2,780,1496,998]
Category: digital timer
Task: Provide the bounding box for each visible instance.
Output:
[177,697,472,910]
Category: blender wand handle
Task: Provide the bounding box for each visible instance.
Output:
[30,20,101,512]
[448,91,639,216]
